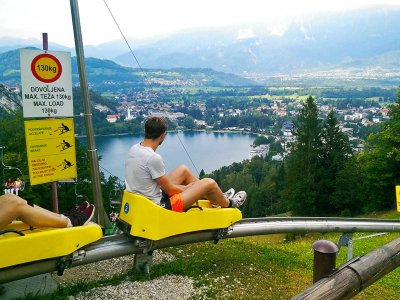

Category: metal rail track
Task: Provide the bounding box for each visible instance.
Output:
[1,217,400,284]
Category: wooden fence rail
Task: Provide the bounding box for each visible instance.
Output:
[292,237,400,299]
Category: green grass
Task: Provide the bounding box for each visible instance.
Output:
[19,211,400,299]
[100,92,116,98]
[151,232,400,299]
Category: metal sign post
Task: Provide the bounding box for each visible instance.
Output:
[44,32,59,213]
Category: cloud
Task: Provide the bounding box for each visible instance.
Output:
[269,23,290,36]
[237,29,256,40]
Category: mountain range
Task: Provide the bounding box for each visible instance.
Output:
[0,48,257,88]
[113,5,400,75]
[1,5,400,78]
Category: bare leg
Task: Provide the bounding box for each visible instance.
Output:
[166,164,230,210]
[0,194,68,229]
[33,204,63,217]
[181,178,229,210]
[3,195,62,218]
[167,164,199,185]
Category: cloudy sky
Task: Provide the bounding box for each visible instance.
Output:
[1,0,399,47]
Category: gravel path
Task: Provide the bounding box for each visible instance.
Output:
[74,275,203,300]
[53,251,174,285]
[52,251,209,299]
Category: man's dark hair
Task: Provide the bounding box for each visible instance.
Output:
[144,117,168,139]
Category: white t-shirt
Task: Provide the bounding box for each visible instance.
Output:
[125,143,166,204]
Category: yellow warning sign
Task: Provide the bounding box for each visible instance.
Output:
[396,186,400,212]
[25,118,77,185]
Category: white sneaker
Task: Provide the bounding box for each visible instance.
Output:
[223,188,235,200]
[230,191,247,208]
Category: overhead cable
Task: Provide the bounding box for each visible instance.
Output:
[102,0,201,177]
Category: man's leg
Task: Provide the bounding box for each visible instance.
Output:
[181,178,229,210]
[0,194,68,229]
[166,164,198,185]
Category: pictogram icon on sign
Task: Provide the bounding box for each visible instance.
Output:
[31,53,62,83]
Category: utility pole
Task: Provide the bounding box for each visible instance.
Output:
[69,0,110,229]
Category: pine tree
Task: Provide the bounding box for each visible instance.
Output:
[331,158,363,216]
[318,110,355,215]
[283,96,322,215]
[199,169,205,178]
[358,87,400,211]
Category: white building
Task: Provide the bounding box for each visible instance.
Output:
[250,144,269,159]
[271,154,283,161]
[125,107,136,120]
[340,127,354,138]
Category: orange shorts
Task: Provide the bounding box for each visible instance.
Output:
[170,193,184,212]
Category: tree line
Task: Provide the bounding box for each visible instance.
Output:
[1,88,399,218]
[208,90,400,217]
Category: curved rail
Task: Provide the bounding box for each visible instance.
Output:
[230,217,400,238]
[1,217,400,283]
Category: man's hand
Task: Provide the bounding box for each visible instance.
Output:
[156,175,185,195]
[178,182,195,191]
[184,182,195,189]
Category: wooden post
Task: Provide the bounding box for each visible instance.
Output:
[312,240,338,283]
[292,237,400,299]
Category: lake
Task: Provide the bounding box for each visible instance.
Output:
[80,131,256,182]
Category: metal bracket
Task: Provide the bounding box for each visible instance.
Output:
[56,257,73,276]
[72,249,86,263]
[213,227,231,244]
[56,250,86,276]
[337,233,354,261]
[134,238,154,254]
[329,256,360,277]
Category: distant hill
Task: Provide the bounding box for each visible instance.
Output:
[0,48,256,89]
[0,48,143,89]
[0,37,71,54]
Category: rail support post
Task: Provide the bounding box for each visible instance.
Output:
[312,240,339,283]
[134,252,153,276]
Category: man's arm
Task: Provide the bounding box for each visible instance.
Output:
[155,175,185,196]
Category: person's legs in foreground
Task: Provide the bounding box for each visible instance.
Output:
[0,194,67,228]
[0,194,94,228]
